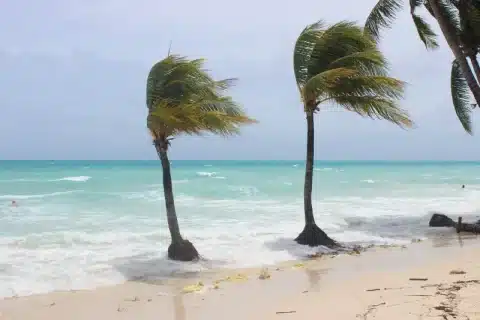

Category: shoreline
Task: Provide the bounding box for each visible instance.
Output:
[2,232,480,319]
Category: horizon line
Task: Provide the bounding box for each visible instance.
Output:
[1,159,480,162]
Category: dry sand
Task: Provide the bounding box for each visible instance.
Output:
[2,234,480,320]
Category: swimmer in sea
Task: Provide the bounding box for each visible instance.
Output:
[462,185,465,189]
[11,200,17,207]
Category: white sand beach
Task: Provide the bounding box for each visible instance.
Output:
[2,234,480,320]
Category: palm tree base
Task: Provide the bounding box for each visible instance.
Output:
[295,223,338,248]
[167,239,200,261]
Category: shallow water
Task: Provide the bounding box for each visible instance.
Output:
[1,160,480,297]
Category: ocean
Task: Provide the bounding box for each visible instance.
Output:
[1,160,479,298]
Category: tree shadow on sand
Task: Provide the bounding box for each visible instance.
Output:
[111,252,228,284]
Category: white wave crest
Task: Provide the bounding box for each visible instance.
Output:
[0,191,80,200]
[51,176,91,182]
[196,171,216,177]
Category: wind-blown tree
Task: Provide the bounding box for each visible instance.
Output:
[365,0,480,133]
[293,20,412,247]
[146,55,256,261]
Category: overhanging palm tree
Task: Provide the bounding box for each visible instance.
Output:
[365,0,480,133]
[293,20,412,247]
[146,55,256,261]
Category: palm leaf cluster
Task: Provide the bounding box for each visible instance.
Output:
[146,55,256,140]
[365,0,480,134]
[294,20,412,127]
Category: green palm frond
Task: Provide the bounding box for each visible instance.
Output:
[330,95,412,128]
[365,0,403,41]
[294,20,412,128]
[146,55,256,138]
[427,0,462,34]
[409,0,439,49]
[309,21,374,77]
[451,59,473,134]
[293,20,326,89]
[328,50,389,76]
[303,68,359,105]
[411,14,439,49]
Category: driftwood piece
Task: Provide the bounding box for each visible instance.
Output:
[429,213,480,234]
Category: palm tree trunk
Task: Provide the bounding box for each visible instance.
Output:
[295,110,337,248]
[155,138,183,244]
[154,136,199,261]
[303,111,316,225]
[428,0,480,105]
[469,54,480,84]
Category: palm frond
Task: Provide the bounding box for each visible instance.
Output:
[329,95,413,128]
[303,67,359,104]
[294,20,411,129]
[146,55,256,138]
[451,59,473,134]
[411,14,439,49]
[437,0,462,34]
[365,0,404,42]
[308,21,376,77]
[293,20,326,89]
[328,50,389,76]
[326,75,405,100]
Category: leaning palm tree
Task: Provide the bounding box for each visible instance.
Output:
[146,55,256,261]
[365,0,480,133]
[293,20,412,247]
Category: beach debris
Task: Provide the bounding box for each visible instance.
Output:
[276,310,296,314]
[147,298,152,302]
[293,263,305,268]
[213,283,220,289]
[49,302,56,307]
[411,238,422,243]
[429,212,480,234]
[449,269,466,275]
[409,277,428,281]
[360,302,386,319]
[366,288,381,292]
[117,307,126,312]
[125,296,140,302]
[259,268,271,280]
[182,281,204,293]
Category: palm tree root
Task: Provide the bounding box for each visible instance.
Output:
[168,239,200,261]
[295,223,338,248]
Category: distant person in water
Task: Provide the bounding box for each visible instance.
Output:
[462,185,465,189]
[11,200,17,207]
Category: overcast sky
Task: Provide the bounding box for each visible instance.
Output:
[1,0,479,160]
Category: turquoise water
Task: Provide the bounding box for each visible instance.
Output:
[1,160,480,297]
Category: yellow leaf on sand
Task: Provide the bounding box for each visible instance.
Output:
[224,274,248,282]
[182,281,204,293]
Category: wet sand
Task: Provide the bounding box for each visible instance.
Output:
[2,233,480,320]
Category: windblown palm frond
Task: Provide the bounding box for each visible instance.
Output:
[365,0,439,49]
[364,0,403,41]
[146,55,256,138]
[451,59,473,134]
[294,20,412,127]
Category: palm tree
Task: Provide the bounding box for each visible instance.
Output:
[293,20,412,247]
[146,55,256,261]
[365,0,480,133]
